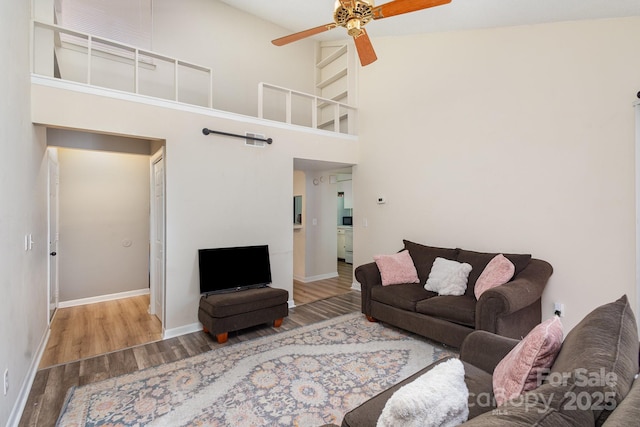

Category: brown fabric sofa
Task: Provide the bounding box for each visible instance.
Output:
[340,295,640,427]
[355,240,553,348]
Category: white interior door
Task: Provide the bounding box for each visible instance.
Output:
[150,148,165,325]
[48,155,59,322]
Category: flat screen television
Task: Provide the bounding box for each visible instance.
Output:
[198,245,272,295]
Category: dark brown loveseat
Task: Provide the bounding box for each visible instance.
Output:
[355,240,553,348]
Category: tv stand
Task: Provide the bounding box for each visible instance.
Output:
[198,286,289,343]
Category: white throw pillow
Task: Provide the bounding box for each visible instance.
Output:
[377,358,469,427]
[425,258,473,296]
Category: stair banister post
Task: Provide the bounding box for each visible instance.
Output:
[174,59,179,102]
[258,82,264,119]
[208,69,213,108]
[87,34,92,85]
[134,49,139,95]
[286,89,292,125]
[312,97,318,129]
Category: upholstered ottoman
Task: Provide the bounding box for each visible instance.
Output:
[198,287,289,343]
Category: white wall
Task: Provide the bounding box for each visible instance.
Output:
[31,81,359,333]
[303,170,340,280]
[31,0,358,334]
[293,170,306,281]
[0,0,50,424]
[48,128,152,154]
[152,0,317,117]
[55,148,150,302]
[45,0,317,117]
[354,17,640,332]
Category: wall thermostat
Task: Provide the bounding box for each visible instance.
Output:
[377,196,386,204]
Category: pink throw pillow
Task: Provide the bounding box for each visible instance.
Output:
[493,316,563,406]
[374,250,420,286]
[474,254,515,299]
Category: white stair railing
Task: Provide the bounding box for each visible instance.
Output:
[31,21,358,135]
[31,20,213,108]
[258,82,357,135]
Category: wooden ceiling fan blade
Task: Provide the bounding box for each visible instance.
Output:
[272,23,337,46]
[353,29,377,66]
[372,0,451,20]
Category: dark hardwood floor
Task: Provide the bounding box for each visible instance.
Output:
[19,261,359,427]
[294,260,354,305]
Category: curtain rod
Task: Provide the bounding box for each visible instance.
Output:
[202,128,273,144]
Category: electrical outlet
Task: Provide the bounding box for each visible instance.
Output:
[3,368,8,395]
[554,302,565,317]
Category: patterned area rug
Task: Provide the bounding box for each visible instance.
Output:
[57,312,455,426]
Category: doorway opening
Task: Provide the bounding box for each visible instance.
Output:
[292,158,355,306]
[43,128,165,367]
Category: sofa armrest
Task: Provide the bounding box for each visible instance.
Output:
[354,262,382,315]
[602,377,640,426]
[476,258,553,334]
[460,330,519,374]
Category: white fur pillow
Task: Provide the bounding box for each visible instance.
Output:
[377,358,469,427]
[425,257,473,296]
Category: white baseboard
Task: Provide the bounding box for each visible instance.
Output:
[58,288,150,308]
[163,322,202,340]
[294,272,339,283]
[288,299,296,309]
[351,281,361,291]
[7,328,50,427]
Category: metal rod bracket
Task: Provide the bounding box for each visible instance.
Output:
[202,128,273,144]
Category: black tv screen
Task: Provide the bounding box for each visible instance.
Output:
[198,245,272,295]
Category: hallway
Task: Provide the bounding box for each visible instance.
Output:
[293,260,353,305]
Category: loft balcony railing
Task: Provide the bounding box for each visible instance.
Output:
[32,20,213,108]
[31,20,357,135]
[258,82,357,135]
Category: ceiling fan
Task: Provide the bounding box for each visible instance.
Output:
[272,0,452,66]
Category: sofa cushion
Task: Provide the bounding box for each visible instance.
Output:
[474,254,515,299]
[403,240,459,285]
[492,315,563,406]
[462,381,596,426]
[371,283,437,312]
[374,250,420,286]
[601,378,640,426]
[548,295,639,424]
[425,257,473,296]
[378,358,469,427]
[456,249,532,298]
[416,295,476,327]
[464,362,498,419]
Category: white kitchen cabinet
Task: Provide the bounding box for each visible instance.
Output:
[345,228,353,264]
[337,227,353,263]
[337,229,346,259]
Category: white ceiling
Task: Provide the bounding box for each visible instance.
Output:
[219,0,640,42]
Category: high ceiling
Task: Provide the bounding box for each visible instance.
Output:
[219,0,640,42]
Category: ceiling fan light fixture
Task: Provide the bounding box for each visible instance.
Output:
[334,0,375,28]
[346,18,362,36]
[273,0,452,67]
